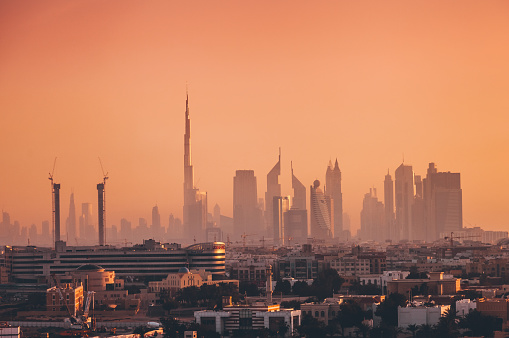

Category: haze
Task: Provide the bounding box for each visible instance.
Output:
[1,0,508,238]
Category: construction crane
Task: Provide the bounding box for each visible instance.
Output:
[444,231,481,247]
[82,291,95,324]
[50,274,80,325]
[241,233,255,248]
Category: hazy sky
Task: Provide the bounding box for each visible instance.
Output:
[1,0,508,236]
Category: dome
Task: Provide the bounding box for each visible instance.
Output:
[76,264,104,271]
[178,267,190,274]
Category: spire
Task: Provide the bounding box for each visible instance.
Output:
[328,159,333,169]
[334,158,339,170]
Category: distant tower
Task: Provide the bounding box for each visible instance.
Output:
[66,193,77,242]
[325,159,343,240]
[213,204,221,228]
[233,170,262,238]
[52,183,61,244]
[360,188,385,241]
[97,183,105,245]
[273,196,290,245]
[384,170,395,241]
[182,93,207,242]
[310,180,333,241]
[151,205,162,239]
[395,163,414,241]
[266,265,273,304]
[265,151,281,237]
[291,162,306,210]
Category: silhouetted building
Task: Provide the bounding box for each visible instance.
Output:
[265,152,281,237]
[66,193,77,243]
[213,204,221,228]
[120,218,132,243]
[284,209,308,244]
[325,159,343,240]
[52,183,61,244]
[233,170,262,238]
[384,171,395,241]
[423,163,462,242]
[360,188,385,241]
[395,164,414,241]
[291,163,306,211]
[151,205,163,240]
[183,94,207,242]
[97,183,105,246]
[79,203,93,244]
[273,196,290,245]
[310,180,333,241]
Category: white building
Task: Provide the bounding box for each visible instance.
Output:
[456,299,476,317]
[359,271,410,294]
[398,304,450,328]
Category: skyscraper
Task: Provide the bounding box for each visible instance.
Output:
[310,180,333,241]
[183,93,207,242]
[52,183,61,244]
[359,188,385,241]
[395,163,414,241]
[97,183,105,246]
[152,205,162,240]
[384,170,395,241]
[66,193,77,242]
[265,152,281,237]
[423,163,462,241]
[233,170,262,238]
[325,159,343,240]
[273,196,290,245]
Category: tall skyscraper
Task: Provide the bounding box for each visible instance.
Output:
[423,163,462,242]
[52,183,61,244]
[79,203,93,244]
[310,180,333,241]
[97,183,105,246]
[66,193,77,242]
[395,163,414,241]
[384,170,395,241]
[120,218,132,243]
[265,151,281,237]
[273,196,290,245]
[359,188,385,241]
[213,204,221,228]
[291,162,306,210]
[183,93,207,242]
[233,170,262,238]
[152,205,162,240]
[325,159,343,240]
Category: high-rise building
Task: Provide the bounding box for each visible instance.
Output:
[265,152,281,237]
[423,163,462,242]
[213,204,221,228]
[42,220,50,245]
[151,205,162,240]
[29,224,37,244]
[273,196,290,245]
[310,180,333,241]
[359,188,385,241]
[52,183,61,244]
[384,171,395,241]
[120,218,132,243]
[291,163,306,211]
[79,203,94,245]
[233,170,262,238]
[284,209,308,244]
[66,193,77,242]
[97,183,105,246]
[325,159,343,240]
[395,164,414,241]
[183,93,207,243]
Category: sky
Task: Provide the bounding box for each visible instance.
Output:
[1,0,509,238]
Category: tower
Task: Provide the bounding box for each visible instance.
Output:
[325,159,343,240]
[384,170,395,241]
[66,193,77,242]
[265,151,281,237]
[182,93,207,242]
[273,196,290,245]
[291,162,306,210]
[233,170,262,238]
[152,205,162,239]
[360,188,385,241]
[310,180,333,241]
[395,163,414,241]
[97,183,105,245]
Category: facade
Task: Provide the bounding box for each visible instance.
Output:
[195,304,300,337]
[151,205,163,240]
[276,255,318,280]
[384,171,395,241]
[291,163,306,211]
[330,256,370,277]
[46,283,84,315]
[325,159,343,240]
[456,299,476,317]
[265,153,281,238]
[183,94,208,242]
[148,268,239,294]
[359,188,385,242]
[301,301,341,324]
[310,180,333,241]
[66,193,77,245]
[233,170,262,238]
[387,272,460,297]
[476,298,509,321]
[395,164,414,242]
[398,305,450,328]
[284,209,308,244]
[5,241,226,282]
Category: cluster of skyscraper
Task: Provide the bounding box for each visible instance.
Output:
[360,163,462,243]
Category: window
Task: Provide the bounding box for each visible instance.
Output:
[315,311,319,317]
[321,311,325,317]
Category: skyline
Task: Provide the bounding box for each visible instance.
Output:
[1,1,509,235]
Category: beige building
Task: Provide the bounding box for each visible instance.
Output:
[301,301,341,324]
[387,272,460,297]
[477,298,509,321]
[46,283,83,315]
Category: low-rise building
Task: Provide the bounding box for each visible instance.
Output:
[398,304,450,328]
[387,272,460,297]
[456,299,476,317]
[46,283,84,315]
[477,298,509,321]
[301,301,341,324]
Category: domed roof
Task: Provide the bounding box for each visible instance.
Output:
[178,267,190,274]
[76,264,104,271]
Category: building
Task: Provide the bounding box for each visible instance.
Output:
[387,272,460,297]
[359,188,385,242]
[284,209,308,244]
[310,180,333,241]
[384,171,395,242]
[273,196,290,245]
[233,170,263,238]
[66,193,77,244]
[5,241,226,282]
[330,256,370,277]
[398,304,450,328]
[265,152,281,238]
[476,298,509,321]
[183,93,208,242]
[325,159,343,240]
[456,299,476,317]
[291,163,306,211]
[301,300,341,324]
[46,283,84,315]
[395,164,414,242]
[423,163,462,242]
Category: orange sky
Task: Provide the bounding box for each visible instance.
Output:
[1,0,509,237]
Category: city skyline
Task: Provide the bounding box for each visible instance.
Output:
[1,1,509,236]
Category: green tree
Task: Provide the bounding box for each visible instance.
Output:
[406,266,428,279]
[459,309,501,337]
[374,293,407,327]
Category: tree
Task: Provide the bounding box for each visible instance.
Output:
[416,324,434,338]
[406,266,428,279]
[292,280,313,296]
[280,300,301,310]
[406,324,418,338]
[337,300,365,335]
[239,281,260,296]
[274,280,292,295]
[459,309,501,337]
[297,314,327,338]
[375,293,407,327]
[311,269,344,300]
[434,308,459,338]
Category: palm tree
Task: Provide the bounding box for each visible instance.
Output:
[406,324,418,338]
[416,324,433,338]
